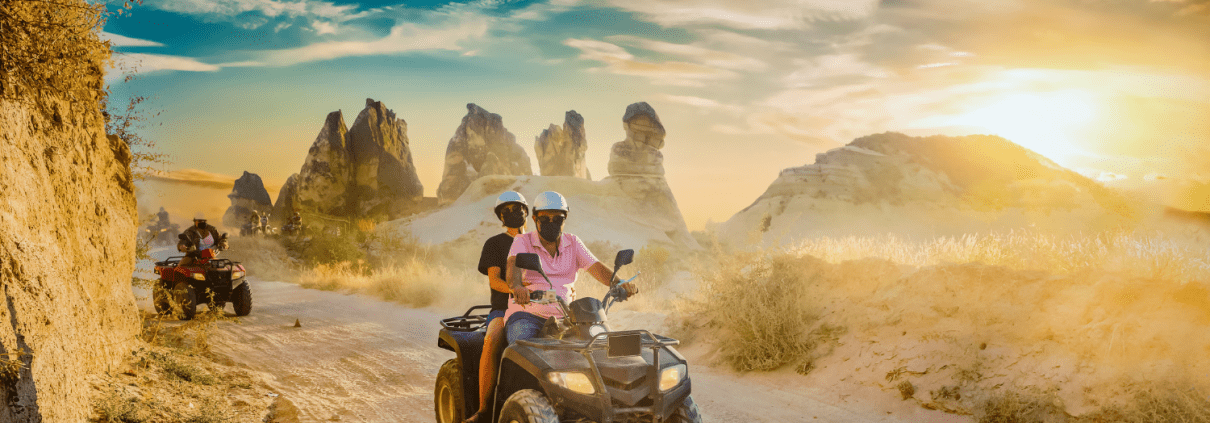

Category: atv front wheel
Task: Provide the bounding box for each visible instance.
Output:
[499,389,557,423]
[434,359,465,423]
[232,282,252,316]
[670,395,703,423]
[171,282,198,321]
[152,283,173,315]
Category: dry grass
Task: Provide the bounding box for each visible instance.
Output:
[676,229,1210,418]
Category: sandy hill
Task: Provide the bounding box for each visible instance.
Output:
[382,174,700,254]
[719,132,1148,246]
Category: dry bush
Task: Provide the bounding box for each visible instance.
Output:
[295,260,454,308]
[678,252,838,371]
[1081,386,1210,423]
[977,389,1062,423]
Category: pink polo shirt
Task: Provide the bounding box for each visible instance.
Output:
[504,231,599,321]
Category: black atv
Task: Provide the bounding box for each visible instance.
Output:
[152,255,251,320]
[435,249,702,423]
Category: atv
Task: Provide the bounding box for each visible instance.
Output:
[153,253,252,320]
[435,249,702,423]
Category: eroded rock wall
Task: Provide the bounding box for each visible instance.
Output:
[0,97,139,422]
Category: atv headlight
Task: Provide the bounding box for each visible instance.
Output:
[548,372,595,395]
[191,273,206,281]
[588,324,607,338]
[232,270,245,279]
[659,364,686,391]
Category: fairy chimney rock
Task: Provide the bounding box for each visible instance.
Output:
[437,103,533,205]
[222,171,273,226]
[534,110,590,179]
[608,102,666,176]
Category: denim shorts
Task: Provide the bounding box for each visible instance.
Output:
[484,309,505,327]
[505,312,548,345]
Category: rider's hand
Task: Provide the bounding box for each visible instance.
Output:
[513,284,530,306]
[621,282,639,297]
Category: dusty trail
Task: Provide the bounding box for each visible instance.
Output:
[184,279,963,423]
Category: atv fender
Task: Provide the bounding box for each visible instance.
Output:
[437,329,486,418]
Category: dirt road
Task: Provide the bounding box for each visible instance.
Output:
[179,279,964,423]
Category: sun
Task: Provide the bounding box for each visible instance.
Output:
[943,90,1098,163]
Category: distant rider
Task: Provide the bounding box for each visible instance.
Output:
[466,191,528,423]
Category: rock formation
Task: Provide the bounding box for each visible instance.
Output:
[719,132,1144,245]
[534,110,590,179]
[222,171,273,227]
[437,103,533,205]
[1,97,139,421]
[602,102,699,249]
[273,99,424,224]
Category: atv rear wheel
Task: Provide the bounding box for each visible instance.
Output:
[434,359,465,423]
[232,282,252,316]
[670,395,703,423]
[172,282,198,320]
[499,389,557,423]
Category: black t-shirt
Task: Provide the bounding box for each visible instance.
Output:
[478,233,515,311]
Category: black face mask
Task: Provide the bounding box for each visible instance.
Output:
[501,209,526,229]
[537,215,564,242]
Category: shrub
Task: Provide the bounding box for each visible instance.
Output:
[300,232,365,267]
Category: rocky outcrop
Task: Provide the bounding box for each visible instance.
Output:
[608,102,666,176]
[0,97,139,421]
[602,102,699,249]
[346,99,424,216]
[437,103,532,205]
[222,171,273,227]
[719,132,1144,245]
[273,99,424,224]
[534,110,590,179]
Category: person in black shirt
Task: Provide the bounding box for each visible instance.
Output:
[467,191,528,423]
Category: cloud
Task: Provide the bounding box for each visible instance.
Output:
[606,35,768,71]
[606,0,879,29]
[563,38,739,86]
[254,14,490,66]
[147,169,236,190]
[100,31,164,47]
[149,0,361,29]
[310,20,337,34]
[659,94,744,113]
[782,54,893,87]
[109,53,221,80]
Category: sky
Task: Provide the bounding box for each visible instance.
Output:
[104,0,1210,229]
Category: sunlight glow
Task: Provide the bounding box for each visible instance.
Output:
[943,90,1098,163]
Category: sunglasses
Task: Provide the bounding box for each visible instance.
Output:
[537,215,565,225]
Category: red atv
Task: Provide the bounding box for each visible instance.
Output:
[153,253,252,320]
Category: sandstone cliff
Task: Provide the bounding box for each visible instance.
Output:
[436,104,533,205]
[0,97,139,421]
[719,132,1143,245]
[534,110,590,179]
[273,99,424,225]
[222,171,273,227]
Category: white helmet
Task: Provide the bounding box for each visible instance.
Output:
[193,212,207,221]
[533,191,568,213]
[494,191,529,216]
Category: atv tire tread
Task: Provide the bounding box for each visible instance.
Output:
[671,395,703,423]
[232,282,252,316]
[435,359,465,423]
[500,389,558,423]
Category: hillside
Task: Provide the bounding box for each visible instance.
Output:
[719,132,1147,246]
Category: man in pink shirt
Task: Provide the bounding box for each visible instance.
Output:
[503,191,639,345]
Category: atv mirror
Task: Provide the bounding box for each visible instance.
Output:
[614,249,634,268]
[515,253,545,274]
